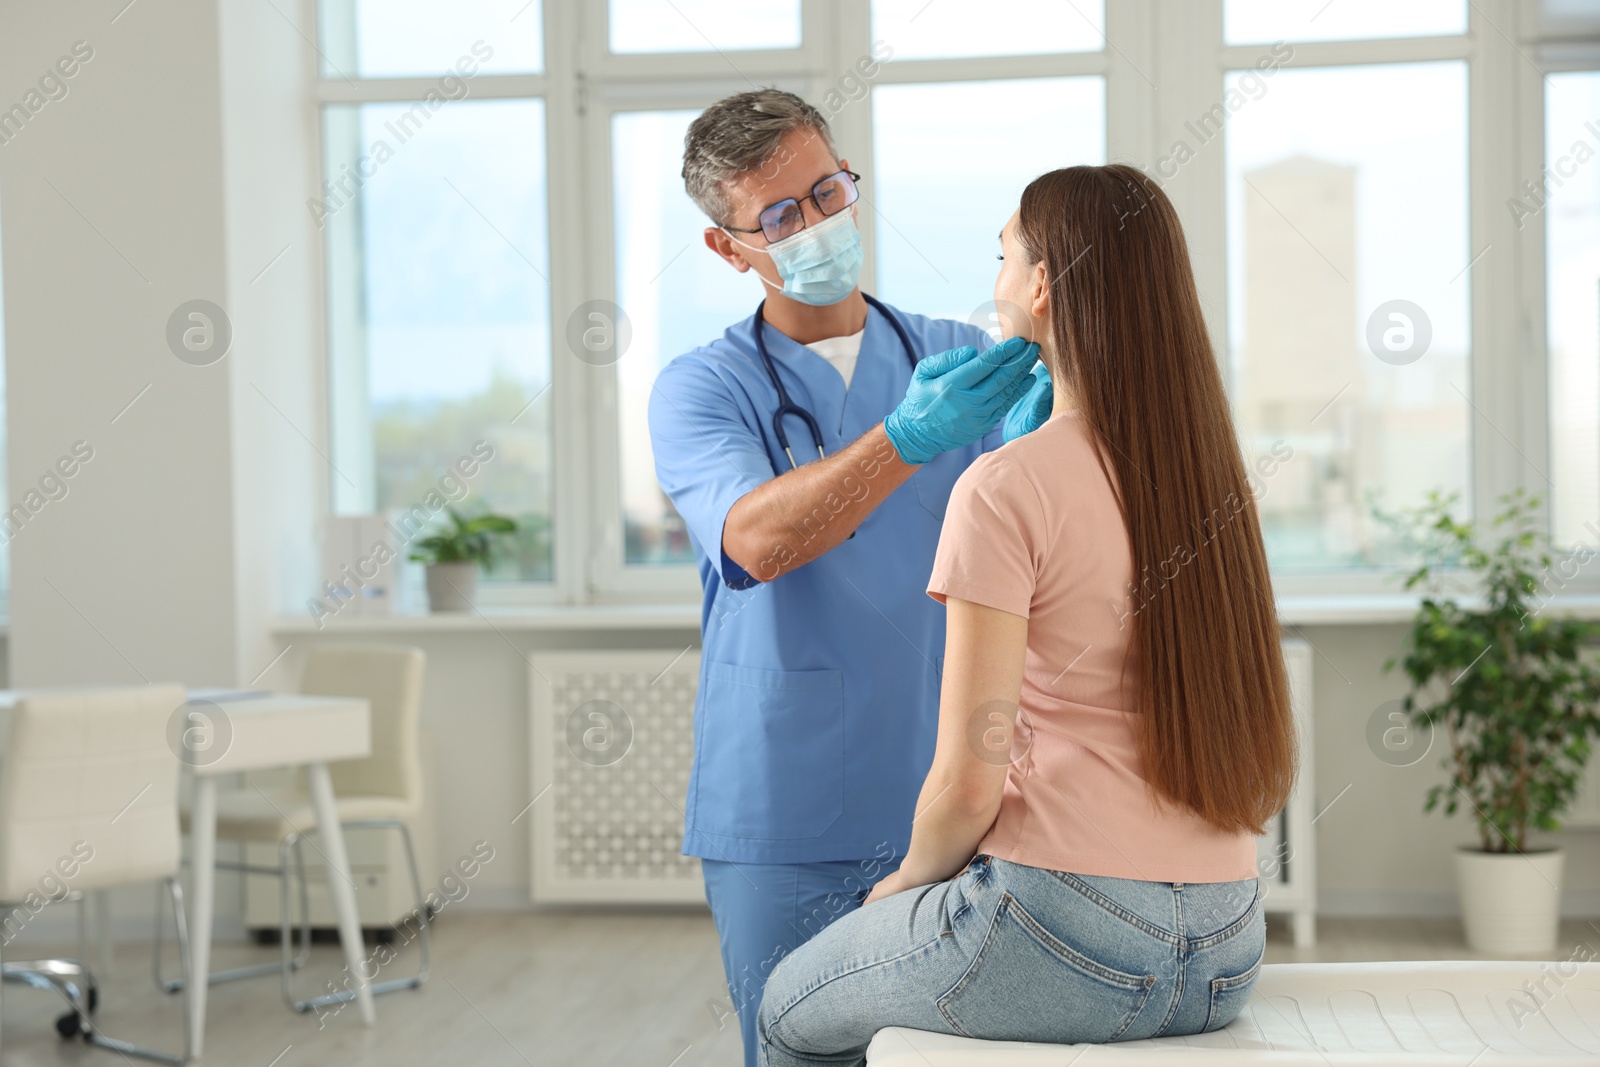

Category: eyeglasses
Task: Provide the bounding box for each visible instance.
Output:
[723,169,861,244]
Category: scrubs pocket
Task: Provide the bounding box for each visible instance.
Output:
[1203,952,1262,1033]
[937,892,1154,1044]
[696,662,844,840]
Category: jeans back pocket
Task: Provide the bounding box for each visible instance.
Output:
[937,892,1154,1044]
[1204,952,1263,1033]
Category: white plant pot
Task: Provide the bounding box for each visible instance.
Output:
[424,562,478,613]
[1454,846,1564,955]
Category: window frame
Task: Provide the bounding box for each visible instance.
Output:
[309,0,1593,609]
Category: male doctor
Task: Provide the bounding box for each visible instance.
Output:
[648,89,1050,1066]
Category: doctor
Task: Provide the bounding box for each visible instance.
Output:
[648,89,1050,1067]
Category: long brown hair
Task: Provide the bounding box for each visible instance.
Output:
[1015,164,1296,836]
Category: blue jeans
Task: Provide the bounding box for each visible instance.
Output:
[757,855,1264,1066]
[703,852,903,1067]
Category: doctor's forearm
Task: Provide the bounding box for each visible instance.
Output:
[722,422,918,581]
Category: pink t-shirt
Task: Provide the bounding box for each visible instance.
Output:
[927,410,1259,883]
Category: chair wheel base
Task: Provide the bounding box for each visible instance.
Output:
[54,984,99,1039]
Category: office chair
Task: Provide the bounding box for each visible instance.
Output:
[0,684,191,1064]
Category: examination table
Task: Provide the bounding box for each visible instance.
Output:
[866,960,1600,1065]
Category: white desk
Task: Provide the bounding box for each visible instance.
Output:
[182,692,375,1056]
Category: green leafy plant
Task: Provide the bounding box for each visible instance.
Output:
[1383,489,1600,853]
[408,507,518,569]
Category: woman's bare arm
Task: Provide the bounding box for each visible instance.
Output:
[867,596,1028,900]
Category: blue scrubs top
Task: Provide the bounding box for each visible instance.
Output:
[648,299,999,864]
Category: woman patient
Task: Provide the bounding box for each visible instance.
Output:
[756,164,1299,1065]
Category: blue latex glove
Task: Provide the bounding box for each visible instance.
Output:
[1002,360,1053,443]
[885,336,1040,465]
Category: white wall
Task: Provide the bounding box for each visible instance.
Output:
[217,0,324,684]
[1,1,240,688]
[0,0,317,690]
[0,0,320,940]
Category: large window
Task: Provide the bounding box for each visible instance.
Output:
[866,0,1106,328]
[601,2,1109,582]
[314,0,1589,605]
[321,21,553,587]
[612,109,763,566]
[873,77,1106,322]
[1225,63,1470,569]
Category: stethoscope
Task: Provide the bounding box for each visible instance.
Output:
[756,292,919,470]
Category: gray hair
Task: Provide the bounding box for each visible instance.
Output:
[682,89,837,225]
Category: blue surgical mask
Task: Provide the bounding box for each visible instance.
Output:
[726,211,864,307]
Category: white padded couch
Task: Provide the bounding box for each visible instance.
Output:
[867,961,1600,1065]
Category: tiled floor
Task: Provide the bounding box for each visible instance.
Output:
[1,911,1594,1066]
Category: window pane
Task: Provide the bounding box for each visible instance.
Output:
[872,0,1103,59]
[1225,0,1465,44]
[1548,72,1600,549]
[609,0,800,54]
[323,100,553,583]
[319,0,543,78]
[1225,63,1470,569]
[613,110,765,566]
[873,78,1105,322]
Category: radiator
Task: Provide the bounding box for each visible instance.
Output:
[529,640,1320,933]
[1566,754,1600,827]
[1261,637,1317,946]
[529,650,703,903]
[1566,647,1600,828]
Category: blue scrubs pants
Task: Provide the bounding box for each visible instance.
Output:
[702,853,903,1067]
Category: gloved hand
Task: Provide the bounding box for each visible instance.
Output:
[1002,360,1053,443]
[884,336,1040,465]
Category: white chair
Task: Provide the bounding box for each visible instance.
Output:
[155,644,429,1014]
[0,684,191,1065]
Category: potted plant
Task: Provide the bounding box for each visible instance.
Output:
[409,507,518,613]
[1385,489,1600,954]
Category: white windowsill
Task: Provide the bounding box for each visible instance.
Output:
[272,603,701,633]
[1278,594,1600,625]
[268,593,1600,634]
